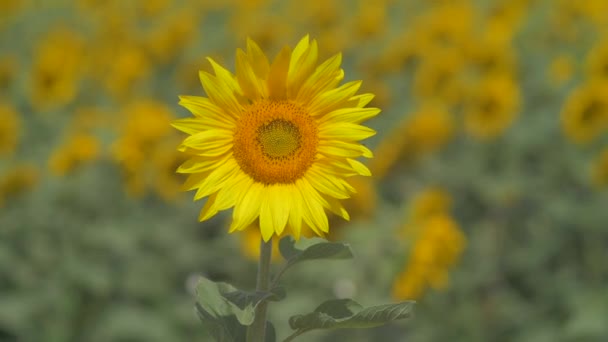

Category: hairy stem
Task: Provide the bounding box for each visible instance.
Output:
[246,237,273,342]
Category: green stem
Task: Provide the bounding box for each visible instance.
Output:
[282,329,312,342]
[246,237,273,342]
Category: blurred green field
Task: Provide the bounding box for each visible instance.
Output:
[1,0,608,341]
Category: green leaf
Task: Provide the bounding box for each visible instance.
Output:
[278,236,354,269]
[288,299,415,332]
[196,303,244,342]
[195,277,285,341]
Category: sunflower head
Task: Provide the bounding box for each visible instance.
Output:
[173,36,380,241]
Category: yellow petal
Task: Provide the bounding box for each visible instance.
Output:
[246,37,270,78]
[189,143,233,158]
[297,53,343,104]
[287,39,318,98]
[269,185,289,236]
[206,57,242,96]
[288,184,303,239]
[178,96,235,125]
[199,71,243,118]
[258,187,275,241]
[172,117,232,134]
[319,107,381,125]
[181,129,232,148]
[193,159,239,200]
[297,178,329,233]
[177,155,228,174]
[305,168,350,199]
[348,93,375,108]
[236,48,264,100]
[199,193,219,221]
[308,80,362,116]
[289,35,310,74]
[318,140,374,158]
[230,179,261,233]
[267,46,291,99]
[318,122,377,141]
[347,158,372,176]
[326,197,350,221]
[214,173,249,211]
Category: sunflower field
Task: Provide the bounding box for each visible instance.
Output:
[1,0,608,341]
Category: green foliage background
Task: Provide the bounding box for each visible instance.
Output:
[1,0,608,341]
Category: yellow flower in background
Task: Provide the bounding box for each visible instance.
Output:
[326,176,378,241]
[0,103,20,156]
[48,133,100,176]
[464,75,520,140]
[29,27,85,111]
[174,36,380,241]
[409,187,452,223]
[146,10,198,64]
[585,40,608,80]
[591,148,608,188]
[413,48,466,106]
[409,2,475,53]
[404,103,454,154]
[0,164,39,208]
[561,80,608,144]
[103,45,151,101]
[112,100,183,200]
[393,214,466,300]
[354,0,387,39]
[370,104,453,180]
[464,34,517,77]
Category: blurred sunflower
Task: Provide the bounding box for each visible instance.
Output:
[585,40,608,80]
[174,36,379,241]
[0,103,20,156]
[392,214,466,300]
[413,47,465,106]
[561,80,608,144]
[48,133,100,176]
[29,28,85,111]
[464,75,520,140]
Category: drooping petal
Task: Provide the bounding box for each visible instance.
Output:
[230,179,261,233]
[288,184,303,239]
[269,185,290,236]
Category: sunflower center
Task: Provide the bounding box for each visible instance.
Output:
[233,100,318,185]
[256,119,301,159]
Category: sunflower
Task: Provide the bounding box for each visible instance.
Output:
[0,103,20,156]
[173,36,379,241]
[561,80,608,144]
[464,74,520,140]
